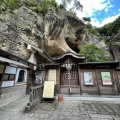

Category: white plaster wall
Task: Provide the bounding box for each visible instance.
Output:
[2,81,14,87]
[34,53,37,70]
[15,68,27,83]
[5,66,16,74]
[28,53,34,63]
[2,66,16,87]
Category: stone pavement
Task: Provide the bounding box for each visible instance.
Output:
[0,95,120,120]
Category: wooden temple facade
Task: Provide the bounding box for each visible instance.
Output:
[44,51,120,95]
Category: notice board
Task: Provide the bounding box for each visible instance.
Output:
[48,69,56,84]
[43,81,55,98]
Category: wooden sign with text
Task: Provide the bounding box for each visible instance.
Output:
[43,81,55,98]
[48,69,56,84]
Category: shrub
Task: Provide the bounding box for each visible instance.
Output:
[7,0,22,10]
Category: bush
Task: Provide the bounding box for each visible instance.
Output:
[58,4,65,9]
[23,0,38,7]
[7,0,22,10]
[80,44,109,62]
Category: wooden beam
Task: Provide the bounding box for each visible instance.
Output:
[78,65,82,95]
[95,68,101,95]
[113,68,120,94]
[59,64,61,94]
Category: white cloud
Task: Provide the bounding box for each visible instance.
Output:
[91,14,120,27]
[105,4,113,12]
[119,9,120,12]
[57,0,113,17]
[56,0,118,27]
[78,0,113,17]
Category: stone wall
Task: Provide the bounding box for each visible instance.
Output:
[0,85,26,108]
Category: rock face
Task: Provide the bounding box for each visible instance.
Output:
[88,34,110,57]
[109,34,120,60]
[0,6,43,60]
[0,6,89,59]
[44,7,89,55]
[0,5,119,61]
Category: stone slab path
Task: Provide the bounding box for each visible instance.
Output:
[0,96,120,120]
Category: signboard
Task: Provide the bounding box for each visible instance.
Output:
[101,72,112,85]
[48,69,56,84]
[84,72,94,85]
[0,64,4,73]
[43,81,55,98]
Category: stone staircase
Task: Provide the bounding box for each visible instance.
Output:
[60,85,80,95]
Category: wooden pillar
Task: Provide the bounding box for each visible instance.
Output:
[113,68,120,94]
[59,64,61,94]
[0,64,6,98]
[0,65,6,87]
[14,67,18,86]
[95,68,100,95]
[78,65,82,95]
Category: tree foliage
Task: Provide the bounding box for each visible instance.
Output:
[1,0,22,10]
[97,16,120,36]
[96,16,120,44]
[60,0,83,12]
[80,44,109,62]
[82,17,91,23]
[86,23,99,36]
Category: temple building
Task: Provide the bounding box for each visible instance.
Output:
[44,51,120,95]
[0,49,120,108]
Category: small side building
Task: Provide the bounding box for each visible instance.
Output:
[0,49,35,108]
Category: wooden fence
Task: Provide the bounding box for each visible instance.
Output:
[25,85,43,111]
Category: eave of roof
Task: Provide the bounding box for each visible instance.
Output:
[44,63,60,66]
[79,61,119,66]
[0,49,35,69]
[0,56,29,68]
[53,52,85,61]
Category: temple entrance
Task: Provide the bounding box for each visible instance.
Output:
[60,63,80,94]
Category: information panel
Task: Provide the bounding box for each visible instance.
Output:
[84,72,94,85]
[48,69,56,84]
[101,72,112,85]
[43,81,55,98]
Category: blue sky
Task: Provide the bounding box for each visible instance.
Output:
[57,0,120,27]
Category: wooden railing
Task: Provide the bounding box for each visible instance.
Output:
[25,85,43,111]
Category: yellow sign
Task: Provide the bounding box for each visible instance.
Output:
[48,69,56,84]
[43,81,55,98]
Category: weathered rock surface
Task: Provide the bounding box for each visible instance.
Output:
[88,34,110,57]
[44,6,89,55]
[0,5,119,60]
[109,34,120,60]
[0,6,89,58]
[0,6,43,59]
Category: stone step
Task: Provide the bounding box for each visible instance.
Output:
[59,95,120,103]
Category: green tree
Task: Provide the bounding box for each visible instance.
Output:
[80,44,109,62]
[36,0,48,16]
[82,17,91,23]
[86,23,99,35]
[50,0,57,7]
[96,15,120,44]
[61,0,83,11]
[6,0,22,10]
